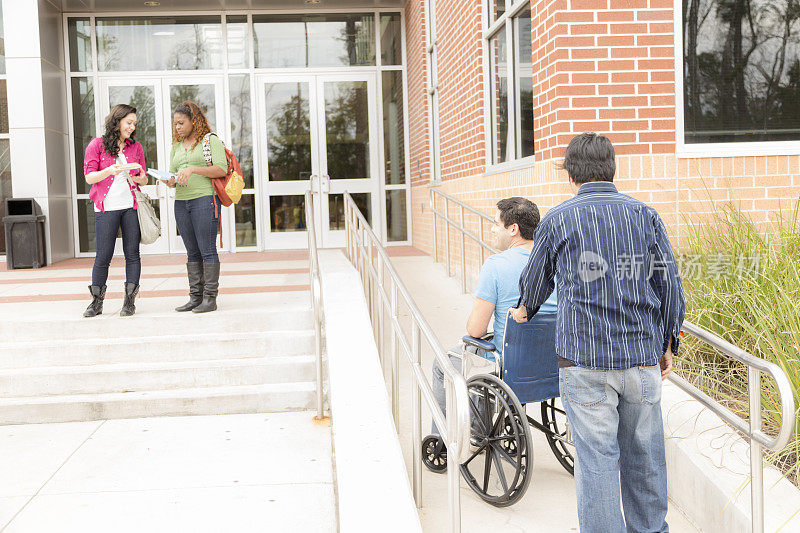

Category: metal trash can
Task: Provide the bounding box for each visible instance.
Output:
[3,198,46,269]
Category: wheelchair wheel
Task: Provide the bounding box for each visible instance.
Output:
[422,434,448,473]
[541,397,575,475]
[460,374,533,507]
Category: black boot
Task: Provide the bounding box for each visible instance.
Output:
[120,282,139,317]
[83,285,106,318]
[192,262,219,313]
[175,262,204,312]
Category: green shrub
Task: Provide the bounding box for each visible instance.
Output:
[677,199,800,484]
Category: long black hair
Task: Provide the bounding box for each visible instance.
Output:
[102,104,137,158]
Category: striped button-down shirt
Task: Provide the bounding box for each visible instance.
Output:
[518,181,685,369]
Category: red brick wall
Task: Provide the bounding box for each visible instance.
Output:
[534,0,676,160]
[407,1,678,174]
[403,0,799,270]
[405,0,430,187]
[435,0,487,178]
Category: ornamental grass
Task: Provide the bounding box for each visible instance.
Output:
[676,198,800,486]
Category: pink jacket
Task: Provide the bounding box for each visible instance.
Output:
[84,137,147,212]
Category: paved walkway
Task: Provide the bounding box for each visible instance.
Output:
[390,253,700,532]
[0,413,334,532]
[0,252,336,532]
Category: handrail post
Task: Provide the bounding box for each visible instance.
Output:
[411,320,423,507]
[431,188,438,263]
[445,198,451,277]
[446,378,462,533]
[377,254,385,374]
[345,200,351,261]
[749,366,764,533]
[459,205,466,293]
[391,281,400,425]
[479,217,485,267]
[304,191,325,420]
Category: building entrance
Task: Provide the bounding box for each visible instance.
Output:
[67,11,409,258]
[258,73,380,249]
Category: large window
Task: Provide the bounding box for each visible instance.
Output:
[683,0,800,144]
[96,16,224,71]
[66,12,409,252]
[253,14,375,68]
[485,1,533,165]
[0,3,11,255]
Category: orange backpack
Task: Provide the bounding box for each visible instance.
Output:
[201,133,245,207]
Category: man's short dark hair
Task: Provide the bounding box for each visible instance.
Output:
[562,132,616,184]
[497,197,540,240]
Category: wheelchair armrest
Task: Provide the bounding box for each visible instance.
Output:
[462,335,496,352]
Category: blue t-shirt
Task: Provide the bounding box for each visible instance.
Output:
[474,246,557,354]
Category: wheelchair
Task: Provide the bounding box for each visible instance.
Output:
[421,312,574,507]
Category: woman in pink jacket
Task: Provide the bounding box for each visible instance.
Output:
[82,104,148,317]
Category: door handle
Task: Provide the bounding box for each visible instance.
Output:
[308,174,319,195]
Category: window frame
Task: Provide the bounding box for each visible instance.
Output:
[425,0,441,184]
[482,0,535,171]
[674,0,800,158]
[0,3,11,256]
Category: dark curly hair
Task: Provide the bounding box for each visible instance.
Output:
[102,104,137,158]
[172,101,212,148]
[497,197,540,240]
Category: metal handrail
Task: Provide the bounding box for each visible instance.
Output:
[304,190,325,420]
[429,188,796,533]
[671,323,795,533]
[343,192,471,533]
[430,188,499,293]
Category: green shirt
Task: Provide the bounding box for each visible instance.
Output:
[169,135,228,201]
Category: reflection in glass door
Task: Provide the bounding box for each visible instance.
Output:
[259,76,318,249]
[258,74,379,249]
[318,75,379,248]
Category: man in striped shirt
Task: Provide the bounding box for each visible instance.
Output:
[512,133,684,533]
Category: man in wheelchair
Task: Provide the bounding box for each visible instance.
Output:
[430,197,557,438]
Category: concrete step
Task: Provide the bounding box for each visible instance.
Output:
[0,330,315,369]
[0,382,318,425]
[0,304,313,343]
[0,356,317,397]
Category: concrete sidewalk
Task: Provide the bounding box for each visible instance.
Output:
[0,251,336,532]
[0,413,334,532]
[388,253,700,533]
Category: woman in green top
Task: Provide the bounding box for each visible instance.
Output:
[167,101,228,313]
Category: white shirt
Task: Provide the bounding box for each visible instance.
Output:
[95,153,135,212]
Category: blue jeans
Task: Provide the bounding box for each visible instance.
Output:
[174,195,219,263]
[92,208,140,286]
[559,365,668,533]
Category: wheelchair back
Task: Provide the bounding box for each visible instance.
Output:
[500,312,560,404]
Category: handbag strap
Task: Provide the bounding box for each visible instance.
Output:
[116,154,137,189]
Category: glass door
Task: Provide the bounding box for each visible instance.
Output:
[258,75,321,249]
[162,77,229,252]
[98,78,170,254]
[316,74,380,248]
[257,73,379,249]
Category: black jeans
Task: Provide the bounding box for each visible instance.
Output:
[92,208,141,286]
[174,195,219,263]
